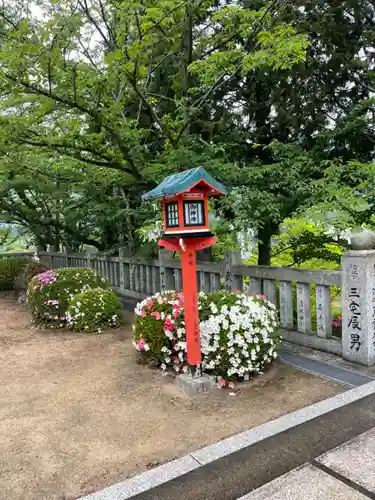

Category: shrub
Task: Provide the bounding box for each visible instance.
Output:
[133,291,184,366]
[24,260,50,283]
[133,290,280,381]
[28,267,110,327]
[0,257,29,290]
[66,288,122,333]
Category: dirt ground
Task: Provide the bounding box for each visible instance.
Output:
[0,293,345,500]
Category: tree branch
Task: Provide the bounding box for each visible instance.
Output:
[3,73,141,178]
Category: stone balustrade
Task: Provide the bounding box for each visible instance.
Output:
[4,246,375,367]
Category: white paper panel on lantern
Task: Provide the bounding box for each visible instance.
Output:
[184,201,204,226]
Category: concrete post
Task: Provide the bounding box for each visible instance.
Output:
[342,250,375,366]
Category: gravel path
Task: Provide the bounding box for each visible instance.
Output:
[0,293,345,500]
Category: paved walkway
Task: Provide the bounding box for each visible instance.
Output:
[239,428,375,500]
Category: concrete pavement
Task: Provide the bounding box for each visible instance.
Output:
[83,383,375,500]
[240,428,375,499]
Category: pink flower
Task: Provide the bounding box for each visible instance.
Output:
[332,321,338,327]
[141,311,146,317]
[172,309,179,318]
[257,294,265,301]
[232,289,240,293]
[150,311,161,320]
[138,338,146,351]
[218,378,226,388]
[147,299,153,309]
[338,316,342,321]
[164,318,175,331]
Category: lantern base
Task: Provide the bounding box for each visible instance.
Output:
[176,373,215,396]
[161,231,214,240]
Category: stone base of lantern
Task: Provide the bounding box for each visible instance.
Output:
[176,373,215,396]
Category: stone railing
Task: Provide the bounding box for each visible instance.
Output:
[6,247,375,367]
[35,249,342,357]
[235,264,342,356]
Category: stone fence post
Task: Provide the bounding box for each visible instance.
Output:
[342,250,375,366]
[224,250,242,291]
[158,248,168,293]
[118,248,125,290]
[64,246,72,267]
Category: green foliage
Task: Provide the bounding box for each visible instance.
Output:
[271,218,343,268]
[1,0,374,260]
[67,288,122,333]
[0,226,18,251]
[211,220,239,261]
[0,256,29,290]
[28,267,110,327]
[0,0,309,251]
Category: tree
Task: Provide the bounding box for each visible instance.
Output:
[0,0,309,249]
[211,0,375,264]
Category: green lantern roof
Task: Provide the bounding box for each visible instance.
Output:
[142,167,228,201]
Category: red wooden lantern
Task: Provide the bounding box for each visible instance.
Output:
[142,167,228,376]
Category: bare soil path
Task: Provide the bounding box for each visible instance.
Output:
[0,293,344,500]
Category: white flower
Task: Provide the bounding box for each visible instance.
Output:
[210,302,218,314]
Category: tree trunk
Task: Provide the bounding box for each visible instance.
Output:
[257,227,272,266]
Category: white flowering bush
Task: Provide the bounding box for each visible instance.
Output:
[28,267,111,328]
[133,290,279,381]
[66,288,122,333]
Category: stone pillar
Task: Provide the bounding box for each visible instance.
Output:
[118,248,125,290]
[342,250,375,366]
[223,250,242,291]
[158,248,167,293]
[64,246,72,268]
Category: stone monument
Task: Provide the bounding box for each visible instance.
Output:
[342,228,375,366]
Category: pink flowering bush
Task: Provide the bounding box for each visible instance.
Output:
[28,267,110,328]
[133,290,280,380]
[133,291,185,367]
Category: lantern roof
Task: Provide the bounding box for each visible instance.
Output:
[142,167,228,201]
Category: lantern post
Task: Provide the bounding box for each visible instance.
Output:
[142,167,228,381]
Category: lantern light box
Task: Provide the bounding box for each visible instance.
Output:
[142,167,228,238]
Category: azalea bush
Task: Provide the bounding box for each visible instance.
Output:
[28,267,110,327]
[66,288,122,333]
[133,290,280,381]
[24,260,50,283]
[0,256,29,290]
[133,291,184,366]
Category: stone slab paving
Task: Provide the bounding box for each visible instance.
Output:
[238,464,368,500]
[280,350,374,387]
[317,428,375,493]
